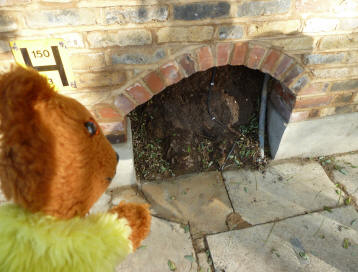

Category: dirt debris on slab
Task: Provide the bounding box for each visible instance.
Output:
[129,65,268,181]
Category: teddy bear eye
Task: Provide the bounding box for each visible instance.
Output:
[84,120,98,136]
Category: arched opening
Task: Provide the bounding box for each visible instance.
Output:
[129,65,277,180]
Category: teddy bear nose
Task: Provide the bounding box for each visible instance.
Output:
[116,152,119,162]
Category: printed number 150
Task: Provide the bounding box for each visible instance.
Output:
[32,50,50,58]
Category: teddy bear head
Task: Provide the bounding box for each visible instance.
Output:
[0,66,118,219]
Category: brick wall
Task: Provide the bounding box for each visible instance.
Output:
[1,0,358,139]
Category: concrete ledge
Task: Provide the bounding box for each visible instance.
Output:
[268,103,358,159]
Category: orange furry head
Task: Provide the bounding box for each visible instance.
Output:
[0,66,118,219]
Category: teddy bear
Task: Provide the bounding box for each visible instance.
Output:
[0,65,151,271]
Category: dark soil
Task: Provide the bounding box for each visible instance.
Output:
[130,65,267,181]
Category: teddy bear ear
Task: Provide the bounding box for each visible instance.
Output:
[0,66,55,123]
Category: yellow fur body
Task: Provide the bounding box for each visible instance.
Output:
[0,204,133,272]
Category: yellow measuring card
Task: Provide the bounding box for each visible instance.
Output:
[10,39,76,91]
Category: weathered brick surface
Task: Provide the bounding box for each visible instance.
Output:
[295,95,332,109]
[126,83,152,104]
[335,105,354,114]
[111,49,165,65]
[114,94,136,115]
[303,19,339,33]
[0,0,30,6]
[197,46,214,71]
[70,52,106,71]
[296,0,357,14]
[157,26,214,43]
[216,43,232,66]
[247,46,266,69]
[4,0,358,126]
[298,83,329,96]
[320,33,358,50]
[283,65,304,86]
[333,93,354,104]
[0,40,10,53]
[104,6,168,24]
[75,71,126,88]
[230,42,248,66]
[237,0,291,17]
[26,9,97,28]
[61,33,85,48]
[178,53,197,77]
[291,75,308,93]
[217,25,244,40]
[88,30,152,48]
[331,79,358,92]
[313,67,358,80]
[143,71,165,94]
[303,53,345,65]
[274,55,294,79]
[262,50,281,74]
[99,119,126,135]
[174,2,230,21]
[160,62,182,86]
[93,103,123,120]
[269,36,315,51]
[0,14,17,32]
[248,20,300,37]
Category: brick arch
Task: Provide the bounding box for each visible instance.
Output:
[111,42,314,123]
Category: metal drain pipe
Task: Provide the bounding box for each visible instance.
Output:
[259,74,270,160]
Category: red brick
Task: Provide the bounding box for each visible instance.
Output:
[283,65,304,86]
[96,105,123,120]
[126,83,152,104]
[247,46,266,69]
[294,95,332,109]
[143,71,165,94]
[99,119,126,135]
[298,82,329,96]
[216,43,232,66]
[197,46,214,71]
[230,42,248,66]
[99,119,127,143]
[289,111,310,122]
[114,94,136,115]
[262,50,281,74]
[178,53,197,77]
[274,55,294,79]
[160,62,182,86]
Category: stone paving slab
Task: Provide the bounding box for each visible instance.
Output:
[224,161,342,225]
[142,171,233,238]
[332,153,358,201]
[207,206,358,272]
[117,216,197,272]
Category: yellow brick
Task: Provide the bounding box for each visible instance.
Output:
[320,33,358,50]
[74,71,126,88]
[157,26,214,43]
[70,52,106,71]
[312,67,358,79]
[248,20,301,37]
[269,36,315,51]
